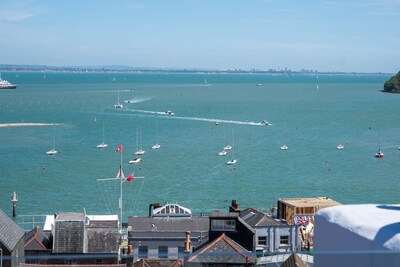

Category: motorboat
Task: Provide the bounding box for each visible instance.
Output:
[227,159,237,165]
[165,110,174,115]
[261,120,270,126]
[280,144,288,150]
[46,148,58,155]
[336,144,344,150]
[129,157,142,164]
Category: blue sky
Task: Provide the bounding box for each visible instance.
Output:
[0,0,399,72]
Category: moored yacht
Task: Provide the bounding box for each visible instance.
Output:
[152,144,161,149]
[218,150,227,156]
[336,144,344,150]
[375,148,384,158]
[280,144,288,150]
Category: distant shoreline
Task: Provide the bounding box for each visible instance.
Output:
[0,65,394,76]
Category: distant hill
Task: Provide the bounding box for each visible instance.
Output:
[383,71,400,93]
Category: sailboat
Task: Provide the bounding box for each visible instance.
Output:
[218,150,227,156]
[375,130,384,158]
[280,124,288,150]
[227,130,237,165]
[151,124,161,150]
[46,126,58,155]
[97,122,108,149]
[135,128,146,155]
[115,90,123,109]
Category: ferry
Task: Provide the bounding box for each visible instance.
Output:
[0,74,17,89]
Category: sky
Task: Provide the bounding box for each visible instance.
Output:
[0,0,399,73]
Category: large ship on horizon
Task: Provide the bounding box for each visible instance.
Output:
[0,74,17,89]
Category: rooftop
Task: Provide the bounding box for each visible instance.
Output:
[278,197,341,208]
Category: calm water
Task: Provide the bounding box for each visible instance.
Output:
[0,72,399,220]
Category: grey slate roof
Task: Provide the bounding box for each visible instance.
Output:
[128,216,209,232]
[24,226,52,251]
[256,215,285,227]
[240,208,266,228]
[188,233,253,264]
[0,209,25,251]
[280,253,307,267]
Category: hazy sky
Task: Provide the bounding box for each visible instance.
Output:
[1,0,399,72]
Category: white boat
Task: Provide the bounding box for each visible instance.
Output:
[218,150,227,156]
[96,122,108,149]
[224,145,232,150]
[46,127,58,155]
[256,83,263,86]
[115,90,123,109]
[151,124,161,149]
[165,110,174,115]
[261,120,271,126]
[134,127,146,155]
[152,144,161,150]
[227,159,237,165]
[226,130,237,165]
[280,144,288,150]
[336,144,344,150]
[0,74,17,89]
[375,148,384,158]
[129,157,142,164]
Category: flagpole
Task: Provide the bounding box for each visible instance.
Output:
[120,145,123,229]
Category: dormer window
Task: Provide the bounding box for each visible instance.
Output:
[211,219,236,231]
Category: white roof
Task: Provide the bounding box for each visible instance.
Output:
[87,215,118,221]
[43,215,54,231]
[317,204,400,250]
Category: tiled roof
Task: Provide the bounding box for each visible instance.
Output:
[0,210,25,251]
[240,208,266,228]
[188,233,253,264]
[24,226,52,250]
[128,216,209,232]
[256,215,285,227]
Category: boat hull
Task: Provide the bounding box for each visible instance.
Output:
[0,85,17,89]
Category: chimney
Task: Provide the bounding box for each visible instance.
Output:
[229,199,240,213]
[184,231,191,253]
[11,192,18,217]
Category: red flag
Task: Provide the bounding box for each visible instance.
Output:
[116,144,122,152]
[127,174,134,182]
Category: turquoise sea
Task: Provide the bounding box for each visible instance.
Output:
[0,72,399,220]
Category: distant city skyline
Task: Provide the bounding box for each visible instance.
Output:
[1,0,399,73]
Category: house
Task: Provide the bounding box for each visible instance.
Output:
[0,210,25,267]
[24,226,52,264]
[314,204,400,267]
[128,203,209,260]
[187,233,253,267]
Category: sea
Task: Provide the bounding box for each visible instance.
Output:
[0,71,399,222]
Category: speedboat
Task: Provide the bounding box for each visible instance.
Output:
[165,110,174,115]
[218,150,227,156]
[336,144,344,150]
[97,143,108,149]
[0,74,17,89]
[135,149,146,155]
[280,144,288,150]
[129,157,142,164]
[46,148,58,155]
[261,120,270,126]
[227,159,237,165]
[375,148,384,158]
[224,145,232,150]
[215,122,219,126]
[152,144,161,149]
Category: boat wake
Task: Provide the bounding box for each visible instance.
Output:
[123,97,152,104]
[0,123,63,128]
[123,108,272,126]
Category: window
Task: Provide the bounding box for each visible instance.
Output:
[159,246,168,258]
[280,235,289,245]
[258,236,268,245]
[138,245,148,258]
[211,219,236,231]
